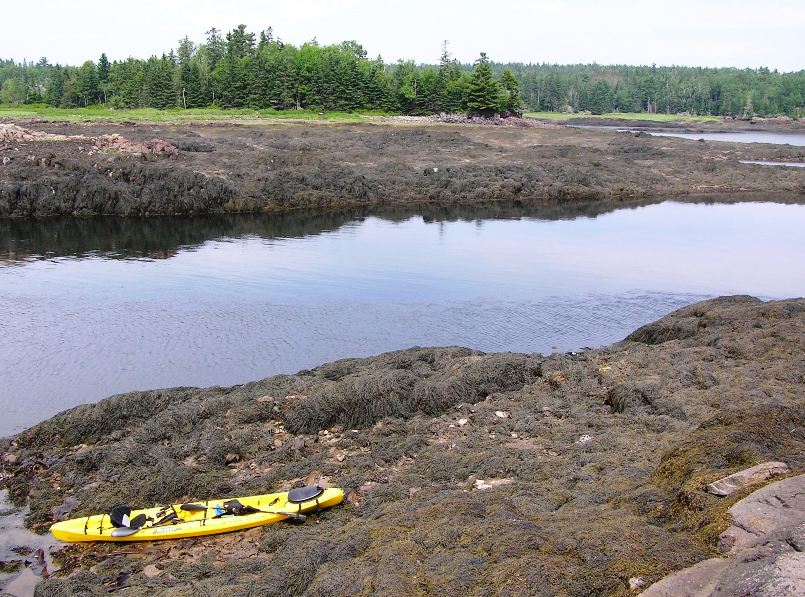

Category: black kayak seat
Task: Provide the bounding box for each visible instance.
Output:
[109,505,147,529]
[287,485,324,503]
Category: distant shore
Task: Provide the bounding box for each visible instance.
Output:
[1,114,803,219]
[3,104,804,130]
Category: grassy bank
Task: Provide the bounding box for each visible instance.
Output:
[0,104,727,125]
[524,111,721,123]
[0,104,393,123]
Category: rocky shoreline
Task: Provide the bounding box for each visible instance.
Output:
[1,119,803,218]
[0,295,803,595]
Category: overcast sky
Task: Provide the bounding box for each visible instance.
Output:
[2,0,803,71]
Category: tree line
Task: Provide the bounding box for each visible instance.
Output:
[1,25,802,117]
[510,63,804,117]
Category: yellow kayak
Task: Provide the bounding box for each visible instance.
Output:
[50,486,344,542]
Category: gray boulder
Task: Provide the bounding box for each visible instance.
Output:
[705,461,790,497]
[643,474,805,597]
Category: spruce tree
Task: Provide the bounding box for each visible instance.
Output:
[96,53,111,103]
[75,60,99,106]
[185,61,207,108]
[143,56,176,109]
[47,65,65,106]
[258,27,273,50]
[97,53,110,84]
[436,40,463,113]
[499,69,522,115]
[466,53,499,117]
[588,80,613,115]
[226,25,255,61]
[204,28,226,70]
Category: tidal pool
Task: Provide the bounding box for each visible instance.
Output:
[574,125,805,146]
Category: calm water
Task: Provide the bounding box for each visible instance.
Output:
[641,130,805,145]
[2,200,805,436]
[574,125,805,146]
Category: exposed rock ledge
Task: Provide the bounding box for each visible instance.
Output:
[642,474,805,596]
[0,123,177,156]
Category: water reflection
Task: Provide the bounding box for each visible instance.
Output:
[1,196,804,436]
[1,194,798,264]
[570,125,805,146]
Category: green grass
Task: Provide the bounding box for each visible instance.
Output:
[0,104,395,123]
[523,110,720,123]
[0,104,722,125]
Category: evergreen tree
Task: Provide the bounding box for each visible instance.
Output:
[60,69,79,107]
[204,28,226,70]
[46,65,65,106]
[108,58,145,108]
[97,53,110,84]
[177,37,195,65]
[543,73,564,111]
[363,56,392,111]
[75,60,99,106]
[392,60,419,113]
[415,68,440,114]
[0,78,26,104]
[177,37,201,108]
[587,80,613,114]
[467,53,499,116]
[183,61,206,108]
[143,55,175,108]
[258,27,274,50]
[96,54,111,103]
[226,25,256,61]
[436,40,464,112]
[499,69,521,114]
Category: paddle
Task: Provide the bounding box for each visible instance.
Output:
[259,509,306,522]
[112,501,306,537]
[186,500,307,522]
[111,526,143,538]
[179,503,208,512]
[111,508,179,538]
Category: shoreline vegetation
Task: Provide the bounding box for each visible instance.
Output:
[2,25,803,119]
[1,295,803,594]
[0,104,797,126]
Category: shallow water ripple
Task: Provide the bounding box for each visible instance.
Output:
[1,200,804,435]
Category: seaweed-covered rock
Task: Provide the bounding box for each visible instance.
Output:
[1,297,803,596]
[2,120,804,218]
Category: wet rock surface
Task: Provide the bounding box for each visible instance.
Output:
[0,296,803,595]
[1,119,803,218]
[0,490,61,597]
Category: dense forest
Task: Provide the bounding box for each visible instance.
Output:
[1,25,803,117]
